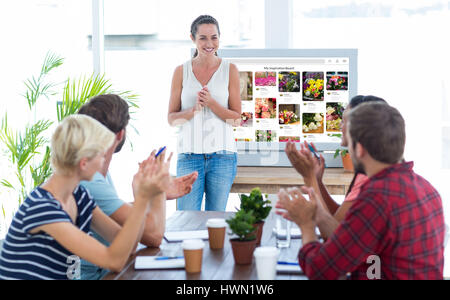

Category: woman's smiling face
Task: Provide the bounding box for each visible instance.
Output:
[192,23,220,57]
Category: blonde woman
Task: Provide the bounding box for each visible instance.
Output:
[0,115,171,280]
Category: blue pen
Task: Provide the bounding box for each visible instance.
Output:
[155,256,184,261]
[307,143,320,160]
[155,146,166,158]
[307,143,327,167]
[277,261,299,266]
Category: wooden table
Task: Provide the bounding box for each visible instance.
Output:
[231,167,354,195]
[103,210,307,280]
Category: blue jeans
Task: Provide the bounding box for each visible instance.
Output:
[176,151,237,211]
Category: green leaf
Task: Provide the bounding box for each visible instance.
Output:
[0,179,14,189]
[57,73,139,122]
[23,52,64,109]
[226,209,256,241]
[240,187,272,223]
[334,148,349,158]
[30,146,52,187]
[40,51,64,76]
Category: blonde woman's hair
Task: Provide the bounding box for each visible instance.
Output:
[50,114,115,175]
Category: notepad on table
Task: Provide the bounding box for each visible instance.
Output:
[164,230,209,242]
[276,262,303,274]
[272,227,320,239]
[135,256,185,270]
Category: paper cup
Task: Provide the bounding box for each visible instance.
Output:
[206,218,227,250]
[182,239,205,273]
[254,246,279,280]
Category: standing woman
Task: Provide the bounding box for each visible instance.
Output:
[168,15,241,211]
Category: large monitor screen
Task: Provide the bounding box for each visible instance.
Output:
[211,49,357,166]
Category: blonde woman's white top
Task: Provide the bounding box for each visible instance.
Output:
[177,59,237,154]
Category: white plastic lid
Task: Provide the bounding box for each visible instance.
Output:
[181,239,205,250]
[254,246,279,258]
[206,218,227,228]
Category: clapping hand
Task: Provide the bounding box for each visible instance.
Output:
[276,187,318,228]
[285,141,325,183]
[132,148,173,201]
[166,171,198,200]
[276,186,320,245]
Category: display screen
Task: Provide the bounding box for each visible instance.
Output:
[228,57,350,144]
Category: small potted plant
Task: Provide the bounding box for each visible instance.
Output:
[330,133,353,172]
[334,148,353,172]
[226,209,257,265]
[240,188,271,245]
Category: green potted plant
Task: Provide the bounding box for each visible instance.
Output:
[239,187,271,245]
[334,148,353,172]
[330,133,353,172]
[226,209,257,265]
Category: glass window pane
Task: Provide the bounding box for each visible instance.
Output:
[0,0,92,237]
[0,0,92,123]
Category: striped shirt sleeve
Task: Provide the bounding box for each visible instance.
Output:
[22,200,71,234]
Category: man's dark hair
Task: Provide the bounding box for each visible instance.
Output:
[78,94,130,133]
[348,102,405,164]
[349,95,387,108]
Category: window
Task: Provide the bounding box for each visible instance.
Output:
[0,0,92,121]
[0,0,92,238]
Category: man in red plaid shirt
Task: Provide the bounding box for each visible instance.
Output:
[277,102,445,280]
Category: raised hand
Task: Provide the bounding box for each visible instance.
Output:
[309,142,325,181]
[276,187,318,229]
[285,142,314,181]
[132,148,172,201]
[166,171,198,200]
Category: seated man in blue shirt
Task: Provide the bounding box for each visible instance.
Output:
[77,94,198,279]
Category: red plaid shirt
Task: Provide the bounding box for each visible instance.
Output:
[298,162,445,280]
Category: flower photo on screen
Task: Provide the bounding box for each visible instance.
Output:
[239,72,253,100]
[326,72,348,91]
[302,72,324,101]
[240,112,253,127]
[255,98,277,119]
[302,113,324,134]
[279,104,300,125]
[255,72,276,86]
[278,71,300,93]
[326,103,344,132]
[255,130,276,142]
[279,136,300,142]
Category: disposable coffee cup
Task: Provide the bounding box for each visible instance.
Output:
[182,239,205,273]
[206,218,227,250]
[254,246,279,280]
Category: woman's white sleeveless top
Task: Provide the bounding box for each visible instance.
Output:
[177,59,237,154]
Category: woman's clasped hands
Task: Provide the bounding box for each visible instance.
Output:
[197,86,215,108]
